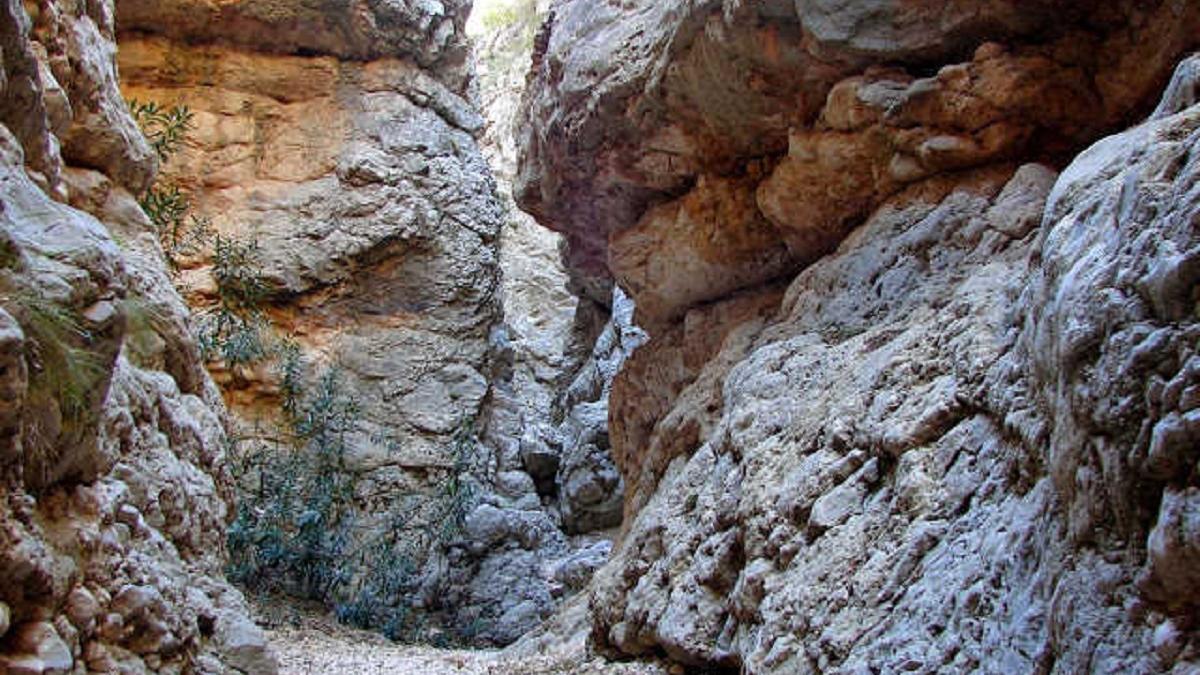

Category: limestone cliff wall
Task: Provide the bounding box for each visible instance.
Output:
[112,0,617,647]
[0,0,273,672]
[113,0,510,640]
[517,1,1200,672]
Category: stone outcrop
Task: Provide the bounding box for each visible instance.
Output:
[518,1,1200,671]
[112,0,622,648]
[116,0,508,642]
[518,0,1200,319]
[437,3,634,643]
[0,0,273,671]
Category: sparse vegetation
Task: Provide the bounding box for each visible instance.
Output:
[227,356,482,642]
[129,99,194,161]
[130,97,270,369]
[129,96,478,646]
[120,296,172,369]
[479,0,534,31]
[5,289,108,475]
[129,99,213,269]
[197,235,269,368]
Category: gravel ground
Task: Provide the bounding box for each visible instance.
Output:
[262,602,670,675]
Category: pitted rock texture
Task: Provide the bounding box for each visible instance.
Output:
[0,1,274,671]
[437,4,632,644]
[589,78,1200,668]
[606,61,1200,675]
[517,1,1200,672]
[116,0,615,648]
[517,0,1200,318]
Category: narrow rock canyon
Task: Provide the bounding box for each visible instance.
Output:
[0,0,1198,673]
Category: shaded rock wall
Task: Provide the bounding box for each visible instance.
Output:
[518,1,1200,671]
[0,0,273,671]
[474,0,637,538]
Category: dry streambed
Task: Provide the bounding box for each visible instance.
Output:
[264,610,669,675]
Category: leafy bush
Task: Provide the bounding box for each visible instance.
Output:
[197,235,270,368]
[227,357,481,642]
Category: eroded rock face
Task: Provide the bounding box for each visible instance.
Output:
[517,1,1200,671]
[113,0,621,647]
[594,90,1200,670]
[433,4,639,643]
[117,0,474,90]
[0,1,274,671]
[115,0,509,640]
[517,0,1200,319]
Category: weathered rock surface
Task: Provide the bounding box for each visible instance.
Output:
[117,0,505,632]
[0,0,274,671]
[518,1,1200,671]
[117,0,474,90]
[518,0,1200,318]
[113,0,622,648]
[428,4,635,643]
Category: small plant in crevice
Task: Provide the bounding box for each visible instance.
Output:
[197,234,269,368]
[130,97,272,369]
[129,99,193,161]
[129,99,213,269]
[119,295,173,369]
[142,183,213,269]
[3,289,108,473]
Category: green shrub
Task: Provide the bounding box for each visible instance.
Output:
[129,99,193,161]
[227,360,481,642]
[129,99,210,270]
[196,234,270,368]
[140,183,212,269]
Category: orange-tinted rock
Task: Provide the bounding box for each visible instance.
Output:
[518,0,1200,315]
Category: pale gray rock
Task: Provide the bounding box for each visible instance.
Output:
[36,0,157,193]
[547,540,612,593]
[216,616,277,675]
[574,56,1200,673]
[0,621,74,673]
[0,1,277,671]
[552,287,646,534]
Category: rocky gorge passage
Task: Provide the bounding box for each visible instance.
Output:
[114,0,626,649]
[2,0,1200,674]
[0,0,622,671]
